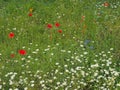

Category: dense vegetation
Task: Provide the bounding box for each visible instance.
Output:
[0,0,120,90]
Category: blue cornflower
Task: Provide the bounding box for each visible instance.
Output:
[84,39,90,45]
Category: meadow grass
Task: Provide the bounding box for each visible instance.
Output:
[0,0,120,90]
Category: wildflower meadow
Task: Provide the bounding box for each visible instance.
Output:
[0,0,120,90]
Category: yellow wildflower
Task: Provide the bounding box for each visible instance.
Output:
[29,8,33,12]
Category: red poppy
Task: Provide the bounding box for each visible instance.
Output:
[104,2,109,7]
[10,54,15,58]
[82,16,85,20]
[55,22,60,27]
[19,49,26,55]
[47,24,52,29]
[9,32,14,38]
[28,13,32,16]
[83,25,87,29]
[58,30,62,33]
